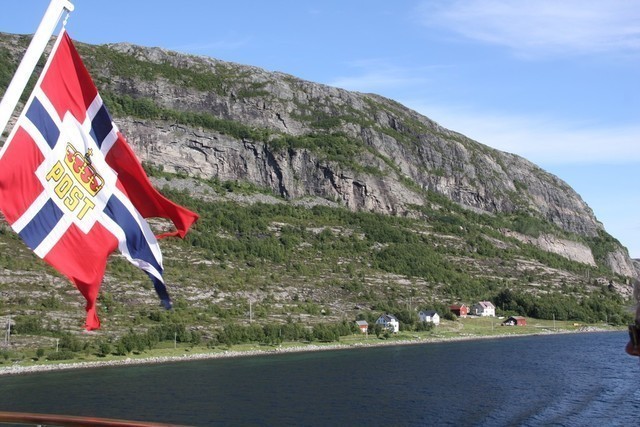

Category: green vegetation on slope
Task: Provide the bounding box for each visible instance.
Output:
[0,172,632,365]
[81,44,255,97]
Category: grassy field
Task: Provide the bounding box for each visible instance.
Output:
[0,316,625,375]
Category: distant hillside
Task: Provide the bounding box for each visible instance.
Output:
[0,32,636,352]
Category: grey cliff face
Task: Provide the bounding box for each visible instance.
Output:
[102,43,601,232]
[122,118,424,214]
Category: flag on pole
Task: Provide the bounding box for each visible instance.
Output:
[0,30,198,330]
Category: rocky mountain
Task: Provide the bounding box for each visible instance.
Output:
[1,30,639,335]
[103,40,640,276]
[0,32,637,280]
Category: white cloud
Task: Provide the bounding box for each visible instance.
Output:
[417,0,640,57]
[402,100,640,165]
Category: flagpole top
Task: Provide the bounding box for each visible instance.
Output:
[59,0,75,12]
[0,0,75,141]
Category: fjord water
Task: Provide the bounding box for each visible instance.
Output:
[0,331,638,426]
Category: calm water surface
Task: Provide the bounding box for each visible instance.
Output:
[0,331,638,426]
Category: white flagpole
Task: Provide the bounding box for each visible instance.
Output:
[0,0,75,138]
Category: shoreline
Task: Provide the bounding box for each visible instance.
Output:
[0,327,620,377]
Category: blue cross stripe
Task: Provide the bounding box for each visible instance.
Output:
[26,97,59,149]
[19,97,68,252]
[104,195,163,275]
[18,198,64,250]
[90,104,112,148]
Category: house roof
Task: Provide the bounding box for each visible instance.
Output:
[476,301,495,309]
[355,320,368,326]
[421,310,438,316]
[378,314,398,322]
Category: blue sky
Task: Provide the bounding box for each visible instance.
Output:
[1,1,639,258]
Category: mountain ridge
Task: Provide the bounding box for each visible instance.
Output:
[0,31,636,278]
[92,38,638,275]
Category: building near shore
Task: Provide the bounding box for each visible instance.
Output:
[449,304,468,318]
[502,316,527,326]
[376,314,399,333]
[471,301,496,317]
[418,310,440,325]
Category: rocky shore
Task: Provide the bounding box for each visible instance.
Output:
[0,327,614,377]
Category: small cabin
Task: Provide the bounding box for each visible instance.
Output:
[355,320,369,334]
[418,310,440,325]
[502,316,527,326]
[449,304,468,318]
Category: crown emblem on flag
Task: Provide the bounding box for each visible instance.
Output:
[0,28,198,330]
[64,144,104,196]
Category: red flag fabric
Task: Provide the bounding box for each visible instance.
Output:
[0,30,198,329]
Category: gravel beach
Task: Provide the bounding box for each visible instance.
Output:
[0,327,610,377]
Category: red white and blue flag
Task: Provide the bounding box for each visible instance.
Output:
[0,30,198,330]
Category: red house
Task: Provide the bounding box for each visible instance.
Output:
[449,304,468,318]
[502,316,527,326]
[355,320,369,334]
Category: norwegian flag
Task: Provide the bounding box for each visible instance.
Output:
[0,30,198,330]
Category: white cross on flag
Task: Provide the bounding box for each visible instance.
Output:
[0,30,198,329]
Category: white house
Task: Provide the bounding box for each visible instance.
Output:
[471,301,495,317]
[376,314,399,333]
[418,310,440,325]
